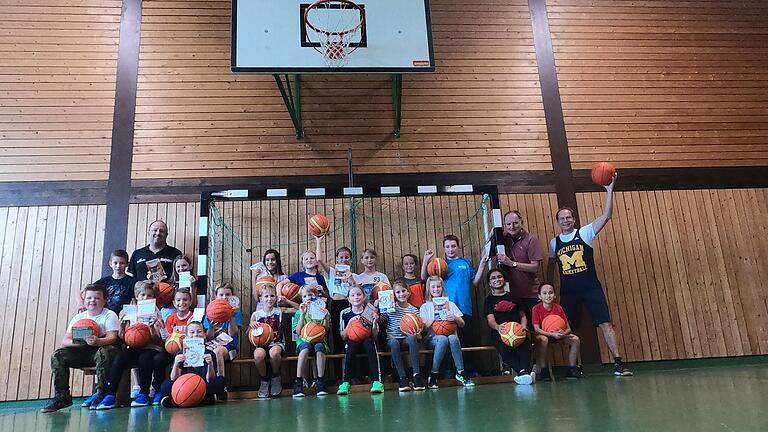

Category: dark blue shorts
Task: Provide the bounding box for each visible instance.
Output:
[560,286,611,327]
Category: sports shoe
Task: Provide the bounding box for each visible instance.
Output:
[455,371,475,388]
[130,385,140,399]
[131,393,150,407]
[88,394,104,410]
[538,367,552,382]
[160,396,175,408]
[398,377,411,392]
[258,380,270,399]
[270,376,283,397]
[96,394,116,410]
[337,381,351,395]
[152,393,163,406]
[41,392,72,413]
[514,370,533,385]
[565,366,585,379]
[371,380,385,394]
[412,374,426,391]
[81,392,100,408]
[292,381,305,398]
[428,373,439,389]
[315,378,328,396]
[614,360,633,376]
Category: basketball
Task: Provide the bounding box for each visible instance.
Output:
[72,318,101,337]
[427,257,448,277]
[171,373,207,408]
[300,321,326,345]
[124,323,152,348]
[206,298,234,323]
[542,315,567,333]
[248,322,275,347]
[346,319,371,342]
[371,281,391,300]
[279,282,300,302]
[157,282,174,307]
[498,321,527,348]
[399,313,424,336]
[308,214,330,238]
[591,161,616,186]
[257,275,276,284]
[165,331,186,355]
[253,278,275,293]
[431,320,457,336]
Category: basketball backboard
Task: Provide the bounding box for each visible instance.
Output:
[232,0,435,73]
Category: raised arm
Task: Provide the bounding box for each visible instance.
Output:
[591,173,616,235]
[472,250,489,286]
[420,249,434,280]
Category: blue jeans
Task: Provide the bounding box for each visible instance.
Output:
[387,336,421,378]
[424,332,464,374]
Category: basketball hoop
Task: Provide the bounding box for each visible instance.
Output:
[304,0,365,67]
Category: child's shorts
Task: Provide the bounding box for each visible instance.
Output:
[297,342,326,354]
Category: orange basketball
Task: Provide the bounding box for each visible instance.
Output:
[156,282,174,307]
[206,298,234,323]
[248,322,275,348]
[427,258,448,278]
[165,331,186,355]
[399,313,424,336]
[253,279,276,295]
[300,321,326,345]
[346,319,372,342]
[308,214,330,238]
[431,320,457,336]
[124,323,152,348]
[171,373,207,408]
[499,321,527,348]
[72,318,101,337]
[371,281,391,300]
[279,282,300,302]
[591,161,616,186]
[257,275,276,284]
[542,315,567,333]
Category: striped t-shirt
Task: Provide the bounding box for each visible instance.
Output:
[383,303,418,339]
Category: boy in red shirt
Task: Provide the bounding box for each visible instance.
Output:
[532,283,582,380]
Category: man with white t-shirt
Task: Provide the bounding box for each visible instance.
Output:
[547,174,633,377]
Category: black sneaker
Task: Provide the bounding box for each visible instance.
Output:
[216,388,228,402]
[398,377,412,392]
[292,381,305,398]
[160,396,175,408]
[565,366,585,379]
[538,367,552,382]
[412,374,426,391]
[614,360,633,377]
[428,373,439,389]
[315,378,328,396]
[41,392,72,413]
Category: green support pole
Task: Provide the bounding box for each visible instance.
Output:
[272,74,304,138]
[391,74,402,138]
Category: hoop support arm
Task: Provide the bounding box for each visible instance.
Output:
[273,74,304,139]
[392,74,403,138]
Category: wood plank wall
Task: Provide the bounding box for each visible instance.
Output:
[0,0,121,181]
[131,0,550,179]
[548,0,768,169]
[0,205,106,401]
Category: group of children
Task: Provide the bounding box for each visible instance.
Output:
[43,232,585,413]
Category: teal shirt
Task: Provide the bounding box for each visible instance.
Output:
[444,257,475,316]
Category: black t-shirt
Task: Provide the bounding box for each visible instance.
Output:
[94,275,137,314]
[483,292,525,326]
[128,245,183,281]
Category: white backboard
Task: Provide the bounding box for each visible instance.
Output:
[232,0,435,73]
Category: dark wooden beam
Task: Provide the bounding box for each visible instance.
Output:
[102,0,142,273]
[574,166,768,193]
[0,181,107,206]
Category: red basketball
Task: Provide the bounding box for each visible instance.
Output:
[156,282,174,307]
[431,320,457,336]
[499,321,527,348]
[279,282,300,302]
[427,258,448,278]
[206,298,234,323]
[72,318,101,338]
[124,323,152,348]
[300,322,326,345]
[591,162,616,186]
[171,373,207,408]
[165,331,186,355]
[542,315,567,333]
[308,214,330,238]
[399,313,424,336]
[371,281,391,300]
[248,322,275,348]
[346,319,372,342]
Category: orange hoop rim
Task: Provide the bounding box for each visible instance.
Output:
[303,0,365,37]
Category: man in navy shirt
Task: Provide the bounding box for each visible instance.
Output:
[129,220,182,281]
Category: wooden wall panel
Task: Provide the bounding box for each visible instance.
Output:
[125,202,200,262]
[0,205,105,401]
[547,0,768,169]
[131,0,551,179]
[0,0,121,181]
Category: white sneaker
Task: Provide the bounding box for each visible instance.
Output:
[130,385,140,399]
[257,380,270,399]
[270,376,282,397]
[514,371,533,385]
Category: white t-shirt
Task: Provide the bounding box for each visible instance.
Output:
[419,300,463,325]
[66,309,120,336]
[327,266,358,298]
[549,223,596,257]
[355,271,390,300]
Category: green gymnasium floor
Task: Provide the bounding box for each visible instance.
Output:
[3,359,767,432]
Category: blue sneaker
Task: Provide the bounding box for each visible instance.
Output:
[81,393,100,408]
[96,394,116,410]
[152,393,163,406]
[131,393,150,407]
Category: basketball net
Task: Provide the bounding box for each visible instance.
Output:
[304,0,364,68]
